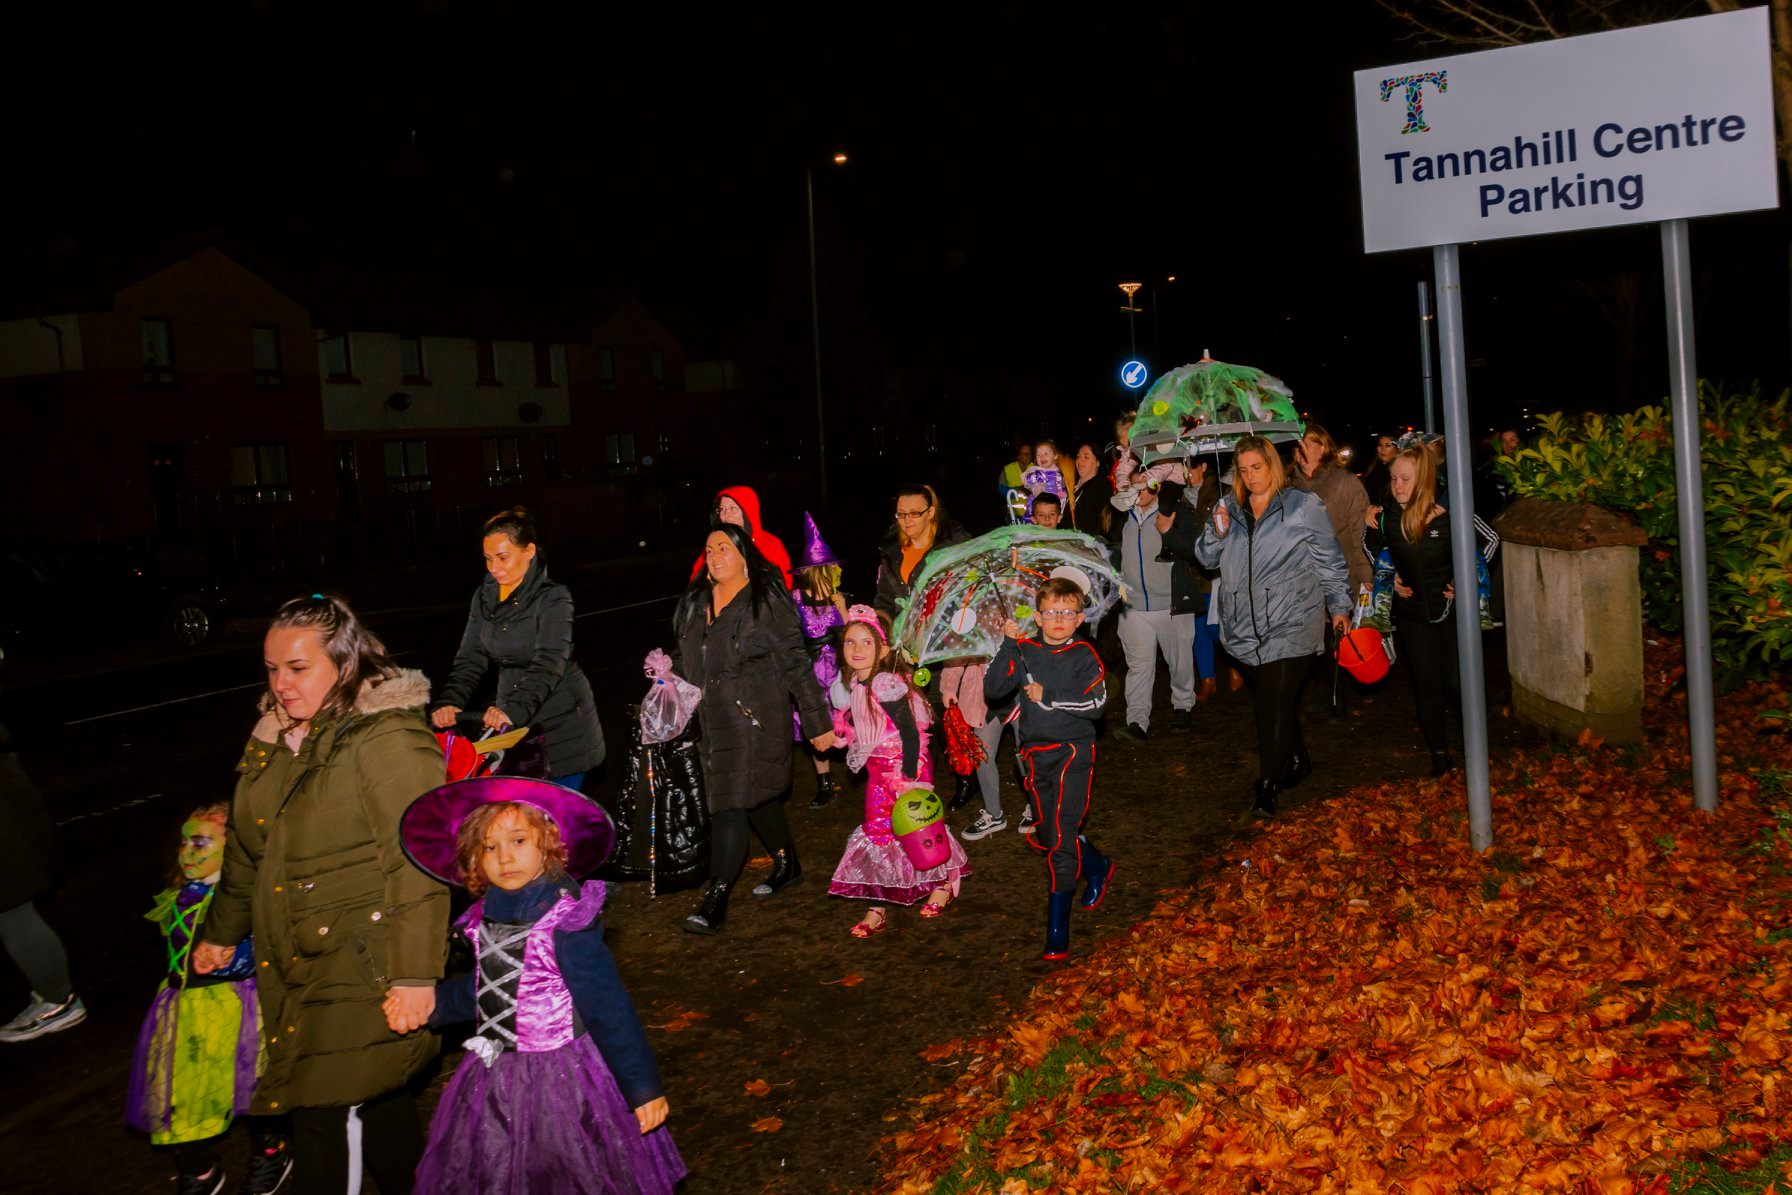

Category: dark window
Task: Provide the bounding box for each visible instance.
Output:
[383,439,432,493]
[540,435,568,482]
[484,436,523,486]
[658,432,671,456]
[252,326,282,387]
[650,349,665,391]
[598,346,616,391]
[534,342,560,386]
[399,335,426,383]
[230,443,293,505]
[321,331,353,381]
[141,319,174,385]
[605,433,636,465]
[333,441,359,478]
[476,339,498,385]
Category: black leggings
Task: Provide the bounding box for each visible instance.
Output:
[709,800,794,885]
[1396,616,1459,754]
[290,1091,423,1195]
[1238,654,1313,782]
[169,1115,286,1178]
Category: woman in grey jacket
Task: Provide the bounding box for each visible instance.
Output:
[1184,437,1350,816]
[431,509,605,788]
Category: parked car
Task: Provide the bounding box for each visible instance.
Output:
[0,541,230,658]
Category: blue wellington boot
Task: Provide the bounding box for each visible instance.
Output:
[1043,891,1073,962]
[1077,839,1115,910]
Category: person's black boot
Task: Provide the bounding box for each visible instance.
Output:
[1077,839,1115,910]
[947,773,975,812]
[1253,778,1281,818]
[809,771,836,809]
[1430,750,1454,777]
[683,880,731,934]
[1043,891,1074,961]
[1281,750,1311,789]
[751,848,802,897]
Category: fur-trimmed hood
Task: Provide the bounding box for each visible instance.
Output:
[250,667,431,742]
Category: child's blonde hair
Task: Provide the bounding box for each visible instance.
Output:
[796,563,842,604]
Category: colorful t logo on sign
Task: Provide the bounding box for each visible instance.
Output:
[1379,70,1448,134]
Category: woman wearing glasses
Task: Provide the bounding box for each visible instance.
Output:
[871,484,968,621]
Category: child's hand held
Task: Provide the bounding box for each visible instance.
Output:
[634,1096,669,1134]
[191,941,235,975]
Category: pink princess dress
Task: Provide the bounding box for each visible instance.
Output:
[827,672,971,904]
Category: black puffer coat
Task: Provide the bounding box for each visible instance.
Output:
[674,588,830,814]
[871,519,970,621]
[434,560,605,779]
[1367,503,1499,625]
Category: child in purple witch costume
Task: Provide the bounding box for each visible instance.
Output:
[827,607,971,937]
[126,802,293,1195]
[397,776,684,1195]
[792,511,849,810]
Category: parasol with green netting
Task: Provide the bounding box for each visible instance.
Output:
[1127,353,1304,466]
[891,526,1124,675]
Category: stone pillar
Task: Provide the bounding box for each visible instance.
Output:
[1493,498,1648,744]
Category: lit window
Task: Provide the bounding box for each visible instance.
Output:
[399,336,426,383]
[252,326,282,387]
[141,319,174,385]
[605,433,636,466]
[230,443,293,505]
[320,331,353,381]
[484,436,523,486]
[383,439,432,493]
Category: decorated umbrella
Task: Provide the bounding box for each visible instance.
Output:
[1127,352,1304,466]
[892,526,1124,678]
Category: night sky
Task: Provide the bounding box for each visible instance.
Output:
[6,2,1787,457]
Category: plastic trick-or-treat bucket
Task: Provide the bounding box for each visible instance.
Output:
[1337,626,1392,685]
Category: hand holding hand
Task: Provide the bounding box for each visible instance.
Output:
[634,1097,669,1134]
[192,941,236,975]
[1023,682,1045,705]
[430,706,461,729]
[482,706,512,731]
[383,985,436,1035]
[809,731,839,753]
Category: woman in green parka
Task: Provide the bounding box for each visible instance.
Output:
[195,595,447,1195]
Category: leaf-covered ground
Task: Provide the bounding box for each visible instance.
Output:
[881,642,1792,1193]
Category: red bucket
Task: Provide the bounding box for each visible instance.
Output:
[1337,627,1390,684]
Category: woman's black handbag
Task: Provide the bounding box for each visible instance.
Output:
[597,710,709,893]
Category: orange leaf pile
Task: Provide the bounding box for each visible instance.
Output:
[881,640,1792,1191]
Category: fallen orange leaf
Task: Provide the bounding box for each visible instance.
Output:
[751,1116,783,1133]
[822,974,865,987]
[744,1079,771,1098]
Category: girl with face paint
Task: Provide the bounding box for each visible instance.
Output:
[128,804,293,1195]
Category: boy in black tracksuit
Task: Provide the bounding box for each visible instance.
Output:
[985,577,1113,961]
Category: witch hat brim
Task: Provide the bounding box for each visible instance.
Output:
[399,777,615,886]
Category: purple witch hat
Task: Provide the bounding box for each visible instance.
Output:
[797,511,842,570]
[399,776,614,887]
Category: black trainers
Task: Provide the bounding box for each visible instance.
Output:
[1113,722,1149,743]
[1169,709,1193,733]
[961,809,1007,840]
[176,1168,225,1195]
[242,1135,293,1194]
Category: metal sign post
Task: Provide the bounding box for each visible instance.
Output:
[1660,219,1719,812]
[1417,281,1438,433]
[1432,245,1495,852]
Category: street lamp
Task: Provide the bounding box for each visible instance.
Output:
[1118,282,1144,357]
[808,152,847,511]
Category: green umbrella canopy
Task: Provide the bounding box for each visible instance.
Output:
[1128,355,1304,465]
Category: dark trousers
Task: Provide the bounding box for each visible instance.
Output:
[1238,654,1314,781]
[1020,741,1097,894]
[290,1092,422,1195]
[709,800,794,885]
[1396,616,1459,754]
[169,1115,286,1179]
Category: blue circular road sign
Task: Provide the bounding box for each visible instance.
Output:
[1120,360,1149,389]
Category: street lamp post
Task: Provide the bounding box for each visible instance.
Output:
[808,152,847,512]
[1118,282,1144,357]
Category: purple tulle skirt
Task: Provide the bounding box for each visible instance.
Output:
[828,826,971,905]
[415,1034,685,1195]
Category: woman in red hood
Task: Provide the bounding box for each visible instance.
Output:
[690,486,794,587]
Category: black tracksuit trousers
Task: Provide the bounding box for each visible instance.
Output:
[1019,741,1096,894]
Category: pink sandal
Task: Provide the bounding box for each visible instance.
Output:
[850,909,887,938]
[919,889,952,919]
